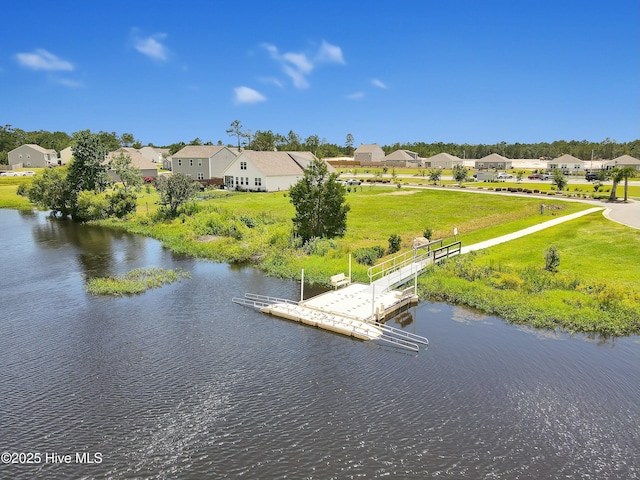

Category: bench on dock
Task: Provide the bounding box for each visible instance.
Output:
[330,273,351,289]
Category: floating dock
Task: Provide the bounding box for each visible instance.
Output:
[232,240,462,352]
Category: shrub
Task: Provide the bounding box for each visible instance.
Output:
[544,245,560,272]
[107,190,137,218]
[354,246,385,266]
[423,227,433,240]
[75,190,109,221]
[388,234,401,254]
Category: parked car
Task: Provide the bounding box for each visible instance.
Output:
[527,173,541,180]
[496,172,513,179]
[0,171,18,176]
[585,172,599,181]
[345,179,362,186]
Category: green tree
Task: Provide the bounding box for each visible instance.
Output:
[68,130,111,196]
[109,152,142,192]
[452,164,468,185]
[226,120,246,150]
[428,169,442,185]
[620,166,637,202]
[552,169,567,191]
[155,173,199,216]
[120,133,135,147]
[345,133,354,156]
[27,167,72,217]
[289,158,350,243]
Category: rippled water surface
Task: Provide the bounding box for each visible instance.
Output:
[1,209,638,479]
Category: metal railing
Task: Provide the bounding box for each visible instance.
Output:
[368,241,462,283]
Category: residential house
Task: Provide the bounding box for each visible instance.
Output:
[106,148,158,181]
[548,154,587,175]
[222,151,334,192]
[384,149,422,167]
[603,155,640,172]
[59,146,73,164]
[139,146,171,168]
[474,153,513,170]
[171,145,238,185]
[8,144,59,168]
[424,152,463,169]
[354,144,385,163]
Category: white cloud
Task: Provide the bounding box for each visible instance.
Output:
[134,33,169,61]
[259,76,284,88]
[52,76,83,88]
[371,78,387,89]
[262,40,345,89]
[16,49,73,71]
[234,86,266,105]
[347,92,365,100]
[316,40,345,64]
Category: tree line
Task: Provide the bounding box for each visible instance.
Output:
[2,122,639,165]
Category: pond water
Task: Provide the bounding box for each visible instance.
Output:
[0,208,638,479]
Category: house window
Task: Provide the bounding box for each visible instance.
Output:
[245,177,249,186]
[235,177,239,185]
[198,159,202,166]
[240,177,244,185]
[189,159,193,167]
[225,175,234,186]
[178,159,182,166]
[197,172,204,180]
[255,178,262,186]
[240,161,247,170]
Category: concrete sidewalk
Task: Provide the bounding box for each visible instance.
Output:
[461,207,605,254]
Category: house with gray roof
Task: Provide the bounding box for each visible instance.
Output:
[384,149,422,167]
[548,154,587,174]
[222,151,334,192]
[474,153,512,170]
[106,148,158,180]
[171,145,238,185]
[8,144,59,168]
[354,144,385,163]
[603,155,640,172]
[424,152,463,169]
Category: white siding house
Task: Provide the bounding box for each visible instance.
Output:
[222,151,334,192]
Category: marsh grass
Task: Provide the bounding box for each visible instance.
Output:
[420,215,640,335]
[86,267,191,296]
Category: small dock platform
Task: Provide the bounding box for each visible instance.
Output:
[232,240,462,352]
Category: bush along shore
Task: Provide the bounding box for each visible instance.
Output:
[91,188,640,337]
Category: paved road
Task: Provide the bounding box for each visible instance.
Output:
[602,200,640,230]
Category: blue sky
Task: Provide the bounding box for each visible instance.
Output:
[2,0,638,148]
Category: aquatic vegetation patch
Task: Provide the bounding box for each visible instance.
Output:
[86,267,191,296]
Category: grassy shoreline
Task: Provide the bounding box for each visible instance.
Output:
[2,179,639,336]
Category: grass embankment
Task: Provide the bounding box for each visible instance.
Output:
[3,176,639,335]
[86,267,191,296]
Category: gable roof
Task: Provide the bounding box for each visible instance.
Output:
[239,151,305,176]
[608,155,640,166]
[12,143,57,155]
[479,153,509,162]
[385,149,420,161]
[106,149,157,170]
[172,145,234,159]
[354,143,384,154]
[552,154,584,163]
[427,152,462,162]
